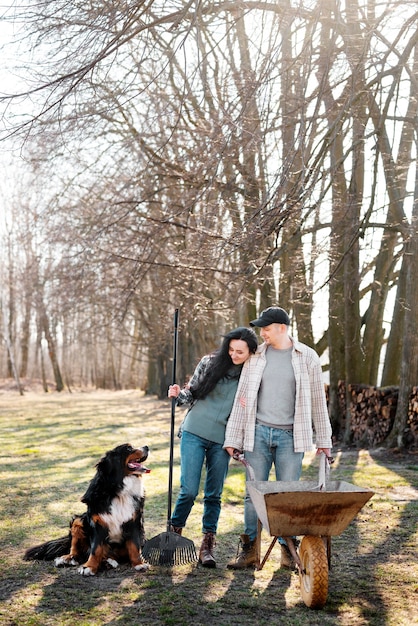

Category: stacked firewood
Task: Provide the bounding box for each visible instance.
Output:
[349,384,398,446]
[407,387,418,448]
[327,382,418,448]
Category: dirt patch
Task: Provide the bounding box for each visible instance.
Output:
[386,485,418,502]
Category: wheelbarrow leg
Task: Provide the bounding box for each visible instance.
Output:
[255,519,279,571]
[254,518,261,569]
[325,535,332,569]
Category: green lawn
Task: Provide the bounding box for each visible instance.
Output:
[0,389,417,626]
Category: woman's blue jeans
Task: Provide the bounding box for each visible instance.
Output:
[171,430,230,534]
[244,423,304,541]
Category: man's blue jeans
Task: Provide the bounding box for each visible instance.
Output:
[171,430,230,534]
[244,422,304,541]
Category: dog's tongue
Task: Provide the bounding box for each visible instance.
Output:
[128,461,151,473]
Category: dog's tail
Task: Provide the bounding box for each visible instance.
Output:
[24,535,71,561]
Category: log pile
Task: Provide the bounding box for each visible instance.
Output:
[407,387,418,448]
[337,380,347,418]
[348,384,398,446]
[325,380,348,425]
[327,382,418,448]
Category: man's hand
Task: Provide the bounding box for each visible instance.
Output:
[225,446,241,457]
[316,447,331,456]
[316,448,334,463]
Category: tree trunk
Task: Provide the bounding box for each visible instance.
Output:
[41,308,64,392]
[386,160,418,447]
[380,268,406,386]
[1,297,24,395]
[361,229,399,384]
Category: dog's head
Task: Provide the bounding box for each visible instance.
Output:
[124,444,151,476]
[102,443,150,476]
[82,443,150,502]
[81,444,150,506]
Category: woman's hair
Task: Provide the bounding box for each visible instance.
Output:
[190,327,258,400]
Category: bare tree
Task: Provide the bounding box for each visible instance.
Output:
[0,1,417,451]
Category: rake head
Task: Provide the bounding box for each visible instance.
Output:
[142,531,197,566]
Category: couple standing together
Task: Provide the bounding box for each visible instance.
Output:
[168,306,332,569]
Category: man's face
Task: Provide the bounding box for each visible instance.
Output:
[260,323,281,344]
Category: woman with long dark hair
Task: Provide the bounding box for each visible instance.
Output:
[168,327,258,568]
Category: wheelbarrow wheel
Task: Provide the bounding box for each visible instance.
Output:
[299,535,328,609]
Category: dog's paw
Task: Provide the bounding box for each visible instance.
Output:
[134,562,150,572]
[54,556,79,567]
[77,565,96,576]
[106,558,119,569]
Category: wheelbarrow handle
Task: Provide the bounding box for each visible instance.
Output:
[318,451,334,491]
[232,450,256,481]
[232,449,333,486]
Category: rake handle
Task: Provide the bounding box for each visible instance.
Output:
[166,308,179,530]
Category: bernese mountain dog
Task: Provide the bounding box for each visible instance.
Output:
[24,443,150,576]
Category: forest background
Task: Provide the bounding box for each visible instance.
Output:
[0,0,417,449]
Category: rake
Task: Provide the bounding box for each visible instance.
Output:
[142,309,197,566]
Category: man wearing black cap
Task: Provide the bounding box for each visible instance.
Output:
[224,306,332,569]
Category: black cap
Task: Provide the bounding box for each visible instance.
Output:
[250,307,290,327]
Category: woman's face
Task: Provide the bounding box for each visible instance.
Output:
[228,339,251,365]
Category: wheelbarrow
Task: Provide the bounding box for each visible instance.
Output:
[237,452,374,609]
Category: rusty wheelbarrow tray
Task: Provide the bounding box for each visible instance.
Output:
[244,454,374,609]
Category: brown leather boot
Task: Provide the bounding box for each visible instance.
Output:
[170,525,183,535]
[227,534,257,569]
[199,532,216,568]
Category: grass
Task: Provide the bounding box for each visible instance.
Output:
[0,388,417,625]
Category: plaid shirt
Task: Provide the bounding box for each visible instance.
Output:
[223,339,332,453]
[175,355,212,407]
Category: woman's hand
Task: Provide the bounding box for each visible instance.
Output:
[168,384,181,398]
